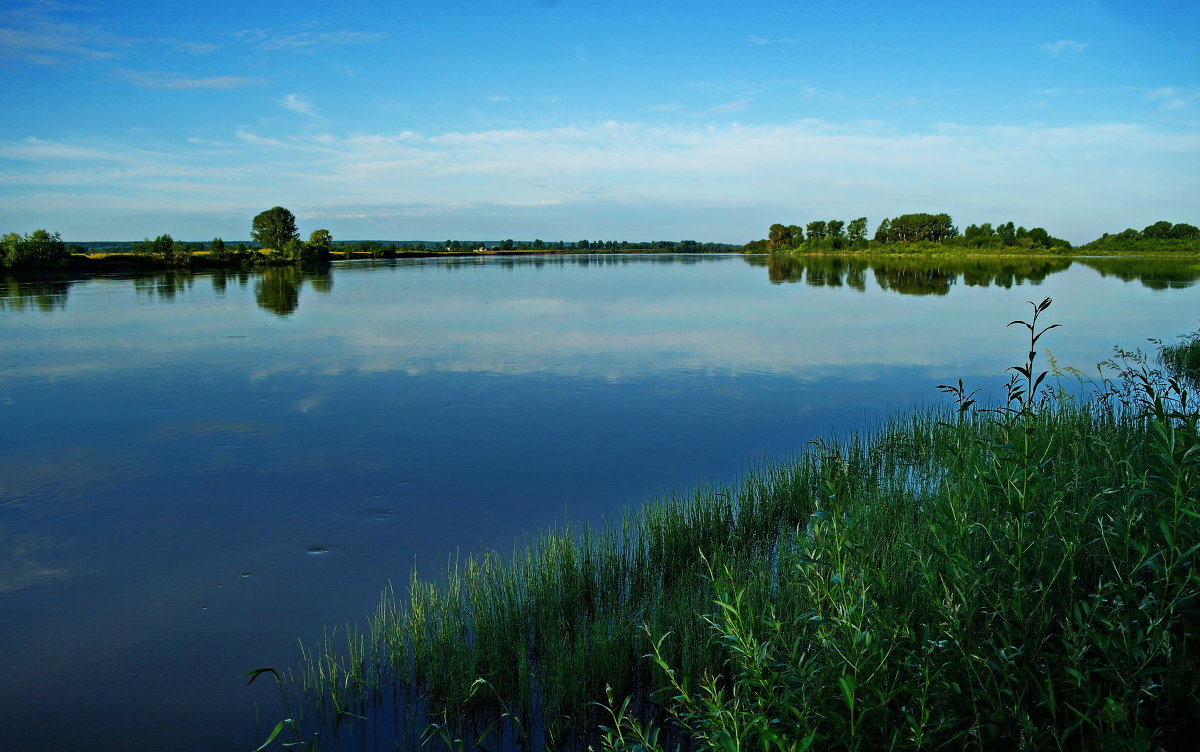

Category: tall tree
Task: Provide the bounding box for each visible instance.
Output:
[847,217,868,243]
[251,206,299,251]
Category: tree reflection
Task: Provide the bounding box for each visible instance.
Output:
[0,276,70,312]
[744,255,1079,295]
[133,272,194,301]
[254,265,333,317]
[1075,258,1200,290]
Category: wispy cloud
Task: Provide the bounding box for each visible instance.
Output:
[1039,39,1088,56]
[279,93,318,116]
[171,40,219,55]
[748,35,798,45]
[117,69,260,90]
[1149,86,1196,111]
[711,99,750,114]
[235,27,384,51]
[0,2,129,65]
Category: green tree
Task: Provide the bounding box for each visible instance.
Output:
[768,223,794,250]
[2,229,68,270]
[847,217,868,243]
[251,206,299,251]
[997,221,1017,245]
[877,213,957,243]
[133,233,192,266]
[806,220,827,240]
[1143,220,1174,239]
[271,237,315,263]
[307,229,333,258]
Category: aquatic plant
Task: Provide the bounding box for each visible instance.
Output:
[1160,326,1200,389]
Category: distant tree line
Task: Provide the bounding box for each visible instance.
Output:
[745,213,1071,253]
[79,207,335,269]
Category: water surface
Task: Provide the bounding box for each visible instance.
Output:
[1,254,1198,751]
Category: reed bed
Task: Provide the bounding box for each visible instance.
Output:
[267,302,1199,751]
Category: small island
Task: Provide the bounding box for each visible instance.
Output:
[743,213,1200,256]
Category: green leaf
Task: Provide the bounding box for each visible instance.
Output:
[251,718,293,752]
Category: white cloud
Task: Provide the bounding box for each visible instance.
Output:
[711,99,750,114]
[1149,86,1195,111]
[1039,39,1088,56]
[234,27,384,51]
[117,69,260,90]
[748,36,798,45]
[0,3,129,65]
[2,119,1197,243]
[279,93,318,116]
[172,40,219,55]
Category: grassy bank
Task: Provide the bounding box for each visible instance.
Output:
[262,304,1200,752]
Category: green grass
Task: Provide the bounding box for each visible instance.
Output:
[261,302,1200,752]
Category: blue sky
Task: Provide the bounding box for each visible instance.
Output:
[0,0,1196,243]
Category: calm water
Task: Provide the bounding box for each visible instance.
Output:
[2,254,1198,751]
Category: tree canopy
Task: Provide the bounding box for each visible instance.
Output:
[750,213,1073,254]
[251,206,299,251]
[1,229,68,270]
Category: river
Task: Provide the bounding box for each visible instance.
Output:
[1,253,1198,751]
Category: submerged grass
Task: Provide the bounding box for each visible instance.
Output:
[1160,327,1200,390]
[266,301,1200,751]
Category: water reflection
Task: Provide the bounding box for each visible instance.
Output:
[1075,257,1200,290]
[210,269,251,296]
[0,276,70,312]
[254,265,333,317]
[1,256,1198,321]
[745,254,1077,295]
[134,272,195,301]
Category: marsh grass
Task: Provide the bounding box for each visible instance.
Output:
[264,300,1199,751]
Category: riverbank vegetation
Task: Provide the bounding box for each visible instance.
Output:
[1,229,70,270]
[1,205,739,274]
[259,301,1200,752]
[746,214,1200,256]
[1079,221,1200,255]
[745,213,1073,254]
